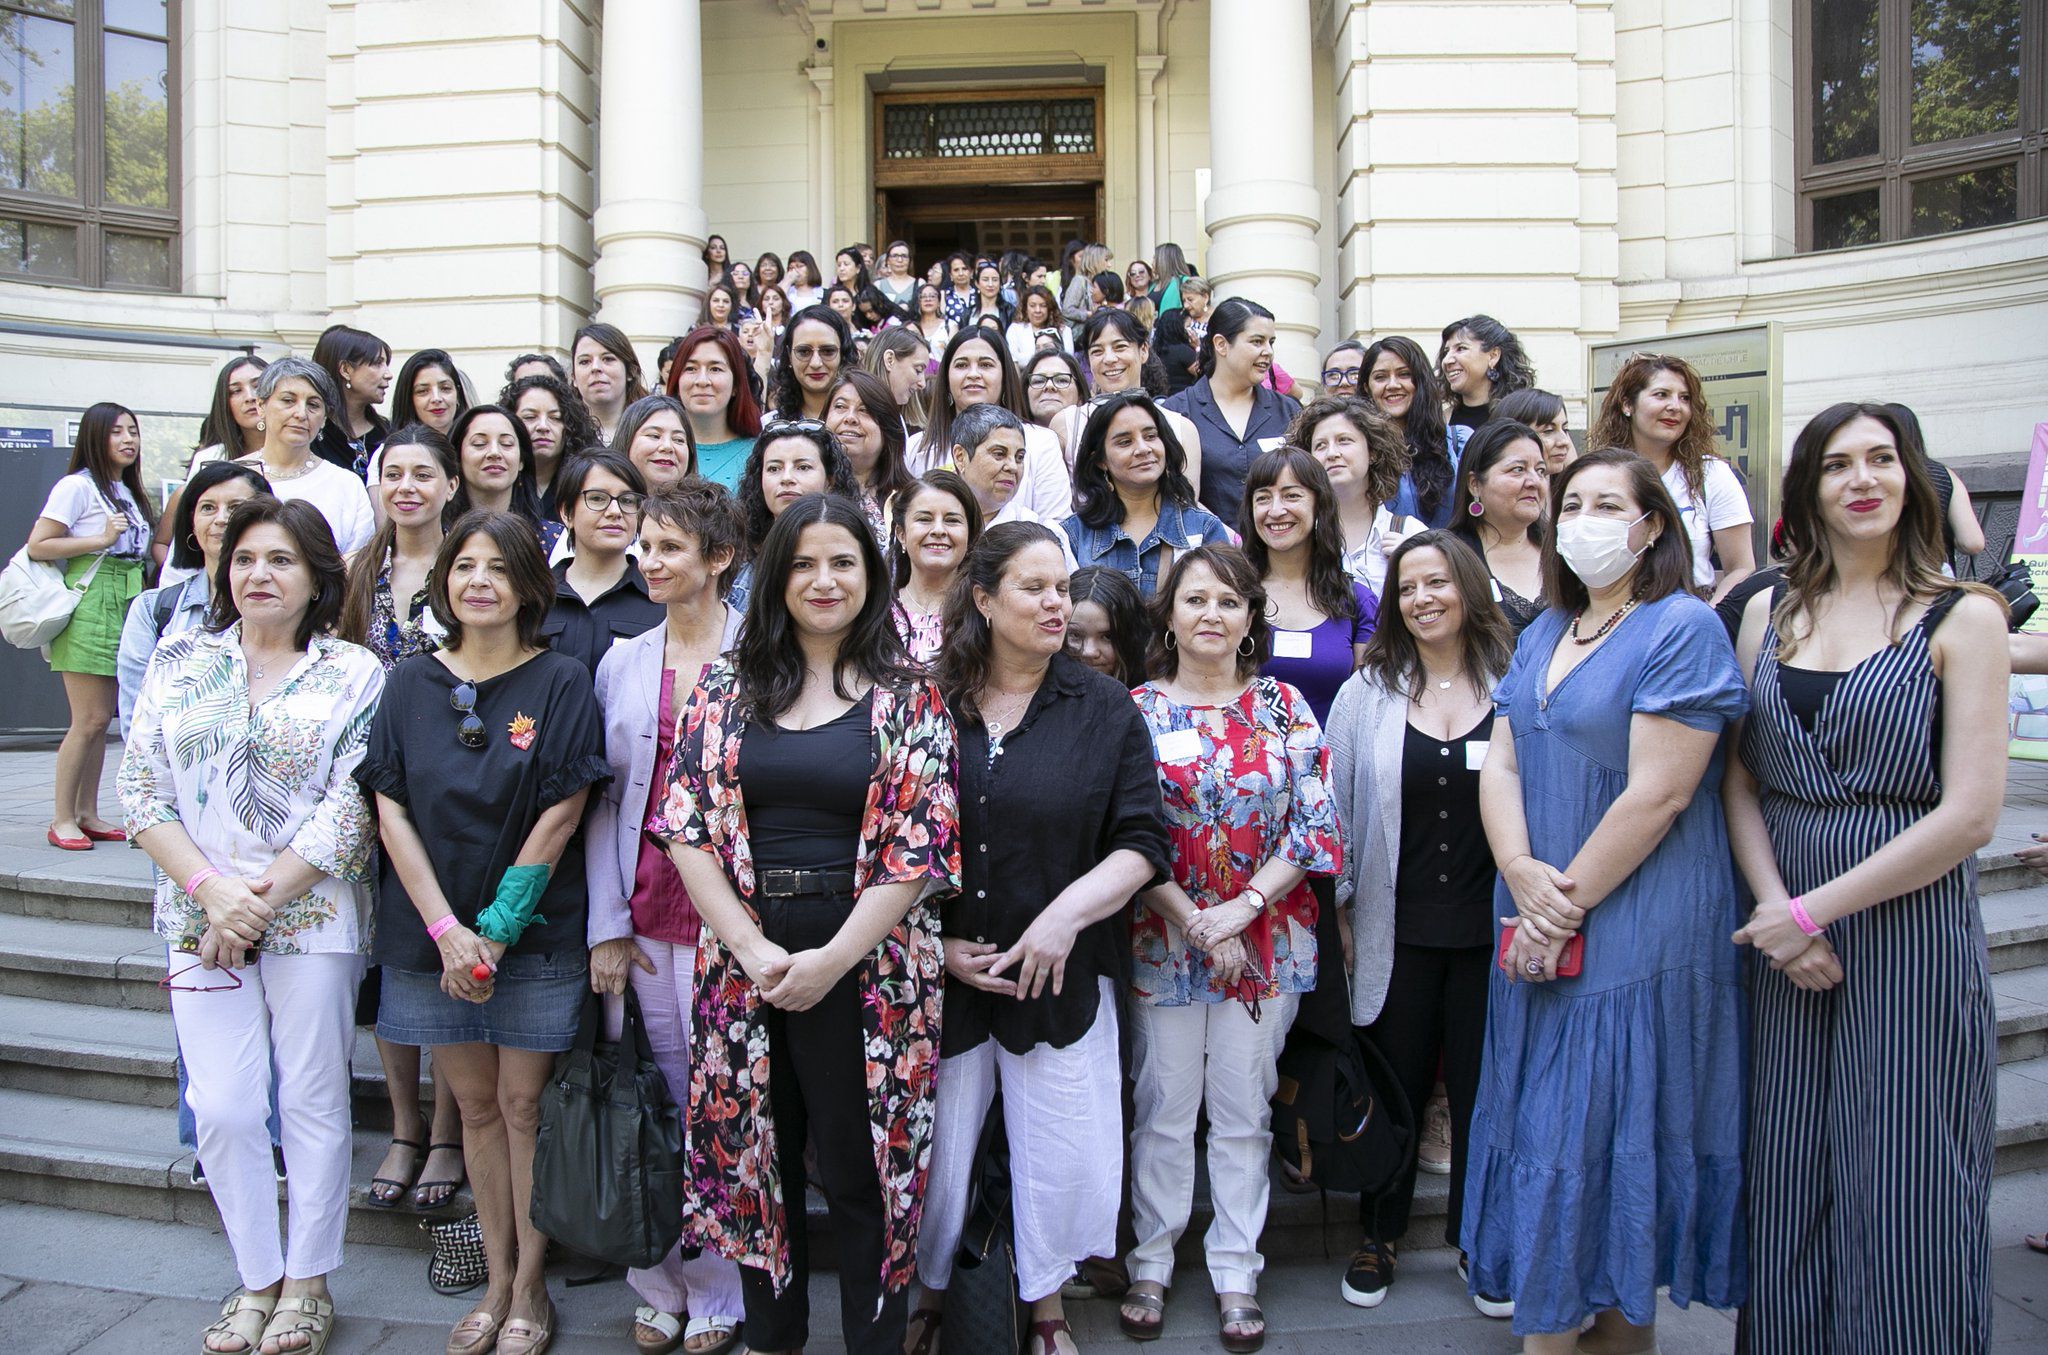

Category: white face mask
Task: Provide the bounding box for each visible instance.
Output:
[1555,511,1649,590]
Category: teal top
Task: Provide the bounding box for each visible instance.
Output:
[697,437,753,492]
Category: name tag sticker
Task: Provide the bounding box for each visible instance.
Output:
[1271,630,1313,659]
[278,693,329,722]
[611,634,631,648]
[1186,534,1203,549]
[1155,728,1202,764]
[1257,436,1286,453]
[1465,740,1490,771]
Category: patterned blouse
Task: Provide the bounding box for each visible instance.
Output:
[1131,677,1342,1004]
[894,602,945,669]
[365,549,445,670]
[647,660,961,1297]
[117,625,386,955]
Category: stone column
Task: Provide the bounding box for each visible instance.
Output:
[1205,0,1323,378]
[1136,55,1165,255]
[593,0,706,360]
[807,63,838,256]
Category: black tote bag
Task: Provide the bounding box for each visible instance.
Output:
[529,987,685,1269]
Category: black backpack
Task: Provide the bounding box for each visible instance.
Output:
[1271,1023,1413,1199]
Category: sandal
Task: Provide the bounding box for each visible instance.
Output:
[684,1315,742,1355]
[498,1299,556,1355]
[201,1290,275,1354]
[906,1305,943,1355]
[256,1294,333,1355]
[1117,1284,1165,1341]
[2028,1232,2048,1254]
[365,1136,422,1209]
[446,1309,500,1355]
[1216,1297,1263,1355]
[634,1306,684,1355]
[412,1141,466,1211]
[1028,1318,1075,1355]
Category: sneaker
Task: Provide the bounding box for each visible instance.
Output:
[272,1145,287,1182]
[1458,1252,1513,1319]
[1340,1239,1394,1308]
[189,1159,205,1186]
[1417,1089,1452,1175]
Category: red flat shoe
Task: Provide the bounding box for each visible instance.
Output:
[82,825,127,842]
[47,828,92,851]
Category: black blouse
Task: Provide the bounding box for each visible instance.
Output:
[356,650,609,972]
[945,653,1171,1056]
[541,558,664,676]
[1393,713,1495,949]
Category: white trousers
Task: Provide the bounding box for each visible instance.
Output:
[168,947,363,1290]
[1126,992,1298,1296]
[916,978,1122,1303]
[606,938,746,1319]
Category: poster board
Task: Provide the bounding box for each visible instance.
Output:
[1588,323,1782,556]
[2007,423,2048,759]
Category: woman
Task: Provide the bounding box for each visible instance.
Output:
[392,349,469,439]
[186,355,270,471]
[1437,315,1534,433]
[728,262,756,313]
[912,524,1170,1355]
[1125,259,1155,305]
[768,305,852,424]
[861,327,933,432]
[119,496,384,1355]
[704,282,742,332]
[1120,545,1340,1353]
[1324,530,1514,1319]
[826,369,915,539]
[1885,402,1986,562]
[910,326,1072,523]
[1060,245,1109,334]
[446,404,554,548]
[645,493,959,1355]
[1007,285,1067,365]
[1288,396,1412,598]
[1054,310,1204,485]
[1447,420,1549,635]
[825,284,859,328]
[910,283,955,348]
[1089,272,1125,312]
[853,286,901,338]
[1161,299,1299,536]
[310,323,392,474]
[573,321,649,445]
[357,510,609,1355]
[1243,447,1377,721]
[587,483,748,1355]
[1023,350,1088,429]
[1360,337,1464,530]
[1495,389,1575,477]
[542,450,664,674]
[836,244,873,298]
[504,372,600,520]
[1467,448,1748,1351]
[702,234,730,280]
[875,240,917,309]
[1060,391,1230,599]
[668,325,764,492]
[1589,353,1755,603]
[890,470,982,668]
[231,358,376,557]
[754,251,785,302]
[1065,566,1147,686]
[757,284,792,344]
[782,250,824,312]
[1724,404,2006,1353]
[942,252,978,328]
[614,394,700,496]
[966,259,1010,331]
[725,422,865,614]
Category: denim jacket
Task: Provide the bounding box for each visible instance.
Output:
[1061,497,1235,598]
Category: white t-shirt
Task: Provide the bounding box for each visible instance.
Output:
[1661,457,1752,587]
[905,422,1071,522]
[261,458,377,556]
[1339,505,1418,598]
[39,470,150,557]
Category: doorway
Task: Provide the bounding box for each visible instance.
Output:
[881,184,1098,275]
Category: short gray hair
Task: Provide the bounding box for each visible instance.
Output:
[952,401,1025,461]
[256,355,340,412]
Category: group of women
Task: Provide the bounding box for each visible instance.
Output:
[13,252,1997,1355]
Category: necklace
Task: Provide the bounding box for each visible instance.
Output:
[981,686,1033,737]
[1569,592,1642,646]
[263,454,316,482]
[1424,667,1464,692]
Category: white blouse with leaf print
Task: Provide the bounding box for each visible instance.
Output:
[118,624,386,955]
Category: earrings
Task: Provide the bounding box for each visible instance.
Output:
[1468,500,1485,517]
[1164,631,1178,651]
[1238,634,1256,657]
[1485,365,1501,384]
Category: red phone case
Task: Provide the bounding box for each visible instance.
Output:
[1497,926,1584,977]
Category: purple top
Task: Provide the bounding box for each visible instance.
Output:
[1261,580,1378,723]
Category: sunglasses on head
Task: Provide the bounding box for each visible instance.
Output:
[451,681,486,749]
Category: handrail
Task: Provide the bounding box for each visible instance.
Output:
[0,320,259,353]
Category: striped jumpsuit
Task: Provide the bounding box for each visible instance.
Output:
[1738,592,1995,1353]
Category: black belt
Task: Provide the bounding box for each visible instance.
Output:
[757,868,856,898]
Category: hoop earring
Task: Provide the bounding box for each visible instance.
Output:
[1238,634,1256,657]
[1164,631,1177,651]
[1467,500,1484,517]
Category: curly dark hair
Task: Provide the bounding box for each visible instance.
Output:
[1438,314,1535,402]
[1356,337,1449,517]
[770,306,854,421]
[1241,446,1360,624]
[500,372,602,462]
[937,521,1067,723]
[735,422,863,554]
[1285,396,1409,512]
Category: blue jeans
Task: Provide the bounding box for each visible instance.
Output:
[177,1053,281,1155]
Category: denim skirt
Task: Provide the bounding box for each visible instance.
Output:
[375,948,588,1052]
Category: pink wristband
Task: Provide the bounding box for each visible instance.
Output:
[1787,895,1824,937]
[426,915,460,942]
[184,866,220,897]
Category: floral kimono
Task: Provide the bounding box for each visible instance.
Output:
[647,660,961,1297]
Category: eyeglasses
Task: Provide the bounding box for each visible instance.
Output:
[162,933,246,992]
[580,489,645,514]
[1320,368,1361,390]
[1028,374,1076,391]
[792,345,841,363]
[776,418,830,434]
[451,681,486,749]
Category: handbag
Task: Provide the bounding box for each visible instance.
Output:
[528,987,685,1270]
[0,546,105,649]
[1985,559,2038,632]
[944,1091,1029,1355]
[421,1211,487,1295]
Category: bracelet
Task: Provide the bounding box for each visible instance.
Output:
[184,866,220,897]
[426,915,460,942]
[1787,895,1825,937]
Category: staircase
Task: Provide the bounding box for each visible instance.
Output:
[2,817,2045,1259]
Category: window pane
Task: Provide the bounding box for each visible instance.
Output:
[1911,0,2020,145]
[5,3,76,18]
[1812,187,1881,250]
[0,12,78,198]
[1811,0,1881,163]
[1910,162,2018,235]
[103,229,168,287]
[102,31,167,209]
[103,1,167,37]
[0,215,78,278]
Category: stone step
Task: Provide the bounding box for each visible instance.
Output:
[1984,883,2048,973]
[0,852,155,930]
[0,911,166,1012]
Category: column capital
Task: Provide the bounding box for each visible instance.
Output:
[805,61,835,102]
[1136,53,1166,92]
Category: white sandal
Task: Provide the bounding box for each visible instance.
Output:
[201,1291,275,1354]
[634,1306,683,1355]
[684,1315,742,1355]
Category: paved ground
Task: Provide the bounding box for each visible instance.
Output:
[2,741,2046,1352]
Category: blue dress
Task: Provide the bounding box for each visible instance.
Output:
[1459,593,1749,1335]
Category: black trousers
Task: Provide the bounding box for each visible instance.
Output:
[739,891,907,1355]
[1358,942,1492,1247]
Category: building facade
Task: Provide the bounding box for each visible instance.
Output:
[2,0,2044,498]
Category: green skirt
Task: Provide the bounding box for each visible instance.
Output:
[48,556,145,676]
